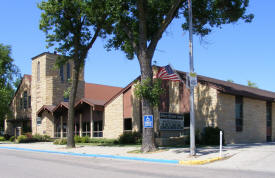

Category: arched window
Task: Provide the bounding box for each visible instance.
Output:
[37,62,40,81]
[67,63,71,80]
[60,65,64,82]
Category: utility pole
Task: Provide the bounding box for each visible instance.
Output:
[188,0,196,156]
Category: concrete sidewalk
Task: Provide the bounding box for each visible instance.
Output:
[0,142,232,164]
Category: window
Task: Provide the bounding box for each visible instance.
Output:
[23,91,27,109]
[82,122,91,137]
[37,117,41,125]
[124,118,132,131]
[20,98,23,109]
[37,62,40,81]
[93,121,103,137]
[267,102,272,141]
[67,63,71,80]
[28,96,31,108]
[60,65,64,82]
[235,96,243,132]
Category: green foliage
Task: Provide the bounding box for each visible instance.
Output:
[81,136,90,143]
[247,80,258,88]
[53,138,67,145]
[201,127,225,145]
[117,132,142,144]
[0,43,21,129]
[227,79,234,83]
[9,136,15,142]
[16,135,28,143]
[134,78,164,106]
[0,136,5,141]
[74,135,82,143]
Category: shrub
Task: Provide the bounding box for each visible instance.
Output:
[53,138,67,145]
[117,132,141,144]
[9,136,15,142]
[16,135,28,143]
[3,134,10,140]
[32,134,51,142]
[81,136,90,143]
[0,136,5,141]
[201,127,225,145]
[74,135,82,143]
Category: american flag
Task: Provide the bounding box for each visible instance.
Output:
[155,65,181,81]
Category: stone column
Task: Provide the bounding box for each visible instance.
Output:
[90,106,93,138]
[80,113,83,137]
[61,116,63,138]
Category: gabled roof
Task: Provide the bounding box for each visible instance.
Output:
[10,74,32,106]
[37,105,56,116]
[176,70,275,102]
[85,82,122,104]
[52,102,69,113]
[75,98,105,111]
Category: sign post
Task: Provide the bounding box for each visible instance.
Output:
[188,0,196,156]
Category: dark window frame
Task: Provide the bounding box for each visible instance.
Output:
[66,63,71,80]
[60,65,64,82]
[235,96,243,132]
[124,118,132,131]
[28,96,31,108]
[23,91,27,109]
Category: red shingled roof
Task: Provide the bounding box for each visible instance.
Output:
[84,83,122,104]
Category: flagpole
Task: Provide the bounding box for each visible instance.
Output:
[188,0,196,156]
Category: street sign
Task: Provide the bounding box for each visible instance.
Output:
[144,115,153,128]
[188,72,197,87]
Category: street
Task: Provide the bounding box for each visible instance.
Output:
[0,149,274,178]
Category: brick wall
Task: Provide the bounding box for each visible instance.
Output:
[103,95,123,139]
[272,103,275,141]
[32,53,84,135]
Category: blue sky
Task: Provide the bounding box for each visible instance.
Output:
[0,0,274,91]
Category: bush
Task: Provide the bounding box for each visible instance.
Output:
[117,132,141,144]
[9,136,15,142]
[201,127,225,145]
[81,136,90,143]
[53,138,67,145]
[16,135,28,143]
[3,134,10,140]
[74,135,82,143]
[33,134,51,142]
[0,136,5,141]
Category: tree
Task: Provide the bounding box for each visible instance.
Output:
[106,0,253,152]
[227,79,234,83]
[38,0,112,148]
[247,80,258,88]
[0,44,20,129]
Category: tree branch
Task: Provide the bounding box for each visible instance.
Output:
[137,0,147,52]
[147,0,183,58]
[120,21,139,55]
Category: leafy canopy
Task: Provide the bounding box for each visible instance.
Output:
[106,0,253,60]
[39,0,113,64]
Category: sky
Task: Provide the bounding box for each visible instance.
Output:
[0,0,274,91]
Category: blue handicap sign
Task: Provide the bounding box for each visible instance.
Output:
[144,115,153,128]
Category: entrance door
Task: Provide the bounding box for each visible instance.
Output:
[266,102,272,142]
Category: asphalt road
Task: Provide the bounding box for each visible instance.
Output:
[0,149,274,178]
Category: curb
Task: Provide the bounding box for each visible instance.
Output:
[0,146,230,165]
[179,156,229,165]
[0,146,178,164]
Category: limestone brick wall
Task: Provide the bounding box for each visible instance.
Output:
[216,94,267,144]
[169,81,180,113]
[194,83,219,131]
[11,76,32,120]
[272,103,275,141]
[32,53,84,135]
[131,84,141,132]
[104,95,123,139]
[37,111,54,137]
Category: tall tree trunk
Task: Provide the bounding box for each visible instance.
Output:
[67,59,81,148]
[139,55,156,152]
